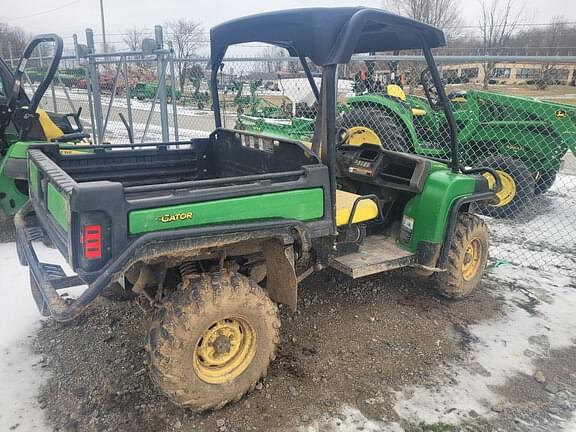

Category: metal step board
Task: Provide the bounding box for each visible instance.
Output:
[329,235,416,279]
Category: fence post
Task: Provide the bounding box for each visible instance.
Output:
[155,25,170,142]
[168,41,179,142]
[7,41,14,69]
[86,28,105,145]
[122,56,134,140]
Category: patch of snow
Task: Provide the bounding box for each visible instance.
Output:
[563,416,576,432]
[299,405,403,432]
[488,174,576,274]
[394,264,576,424]
[0,242,59,432]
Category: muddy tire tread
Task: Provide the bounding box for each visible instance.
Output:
[146,271,280,411]
[434,213,489,299]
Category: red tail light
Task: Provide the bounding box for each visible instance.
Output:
[83,224,102,260]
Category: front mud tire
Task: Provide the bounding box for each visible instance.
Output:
[434,213,489,299]
[146,271,280,411]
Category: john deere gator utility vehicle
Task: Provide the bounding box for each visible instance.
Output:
[0,35,89,218]
[16,8,499,411]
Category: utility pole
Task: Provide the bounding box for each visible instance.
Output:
[99,0,107,52]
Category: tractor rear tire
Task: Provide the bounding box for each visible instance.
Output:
[434,213,489,299]
[146,271,280,411]
[475,155,535,218]
[535,170,557,195]
[338,107,410,152]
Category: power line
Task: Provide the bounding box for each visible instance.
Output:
[447,21,576,29]
[5,0,84,22]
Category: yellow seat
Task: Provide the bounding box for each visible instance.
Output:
[386,84,407,101]
[36,109,64,141]
[411,108,427,117]
[335,190,379,226]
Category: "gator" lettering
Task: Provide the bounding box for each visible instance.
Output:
[158,212,193,223]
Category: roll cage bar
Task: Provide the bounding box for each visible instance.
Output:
[0,34,63,147]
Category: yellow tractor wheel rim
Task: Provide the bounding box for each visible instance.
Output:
[483,169,517,207]
[347,126,381,146]
[462,238,483,281]
[193,317,256,384]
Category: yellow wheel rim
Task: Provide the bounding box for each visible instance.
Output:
[462,238,483,281]
[483,170,517,207]
[347,126,381,146]
[193,317,256,384]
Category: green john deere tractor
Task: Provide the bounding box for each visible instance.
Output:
[239,61,576,218]
[0,35,90,218]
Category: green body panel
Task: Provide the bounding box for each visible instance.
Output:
[4,141,32,159]
[129,188,324,235]
[0,173,28,216]
[47,183,69,231]
[399,164,477,252]
[0,142,37,216]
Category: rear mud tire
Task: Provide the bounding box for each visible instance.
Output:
[475,155,535,218]
[146,271,280,411]
[434,213,489,300]
[338,106,410,152]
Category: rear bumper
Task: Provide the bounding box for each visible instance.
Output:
[15,202,94,322]
[16,201,309,322]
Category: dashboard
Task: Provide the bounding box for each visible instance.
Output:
[337,144,431,193]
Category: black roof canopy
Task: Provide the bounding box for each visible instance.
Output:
[210,7,446,69]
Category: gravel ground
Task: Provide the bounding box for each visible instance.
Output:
[29,264,576,432]
[33,269,503,432]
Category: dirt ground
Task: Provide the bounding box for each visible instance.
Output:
[28,262,576,432]
[33,268,503,432]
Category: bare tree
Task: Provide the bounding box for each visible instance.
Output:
[0,23,29,62]
[534,17,567,89]
[256,46,289,74]
[478,0,525,89]
[383,0,462,38]
[122,27,147,52]
[165,20,205,93]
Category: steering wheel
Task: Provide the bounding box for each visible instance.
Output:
[420,68,441,110]
[1,34,63,140]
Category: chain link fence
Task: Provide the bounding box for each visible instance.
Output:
[14,41,576,275]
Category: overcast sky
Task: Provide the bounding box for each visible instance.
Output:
[2,0,576,51]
